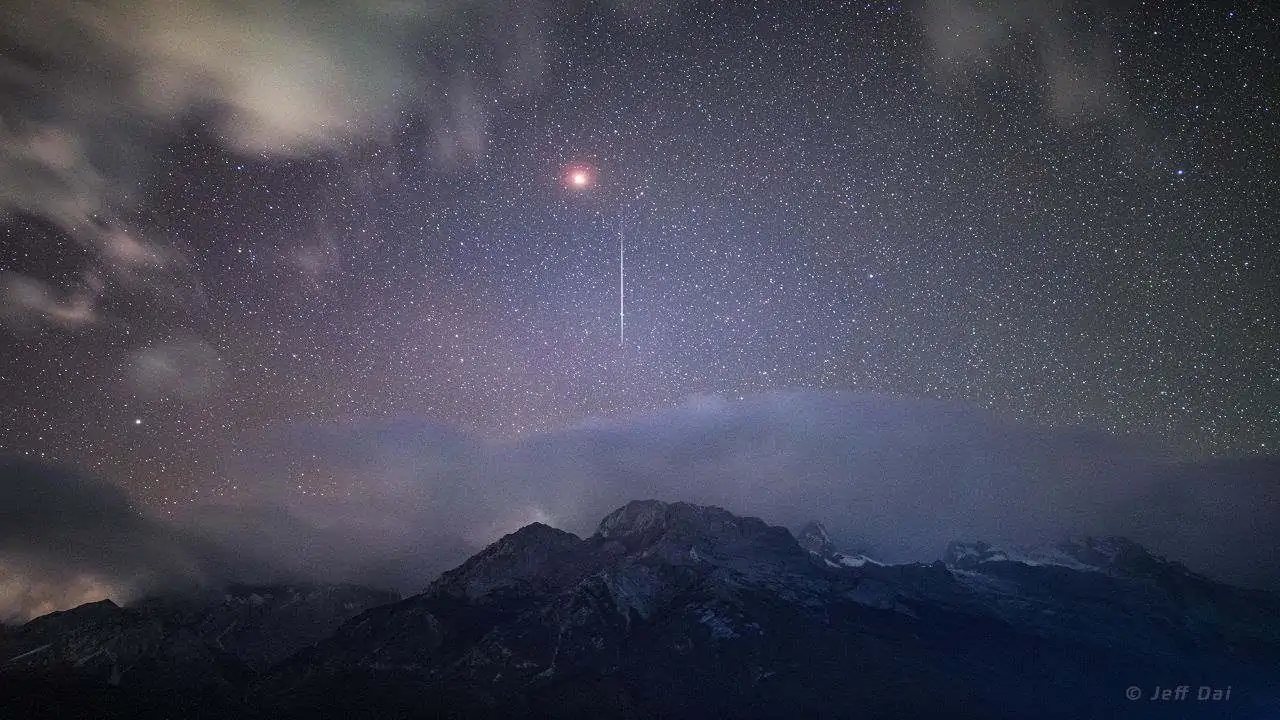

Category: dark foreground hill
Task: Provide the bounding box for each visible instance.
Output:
[3,500,1278,719]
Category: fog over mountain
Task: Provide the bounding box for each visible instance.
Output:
[3,392,1277,621]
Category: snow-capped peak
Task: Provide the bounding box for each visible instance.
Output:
[797,521,881,568]
[943,536,1189,580]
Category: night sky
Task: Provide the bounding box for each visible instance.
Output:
[1,0,1277,520]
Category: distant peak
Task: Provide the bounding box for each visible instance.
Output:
[504,521,567,539]
[944,536,1196,580]
[474,522,583,561]
[797,521,834,556]
[428,522,587,600]
[1063,536,1147,565]
[32,597,122,624]
[56,598,121,614]
[944,541,1014,569]
[798,522,881,569]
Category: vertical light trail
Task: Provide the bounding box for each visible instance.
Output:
[619,220,625,346]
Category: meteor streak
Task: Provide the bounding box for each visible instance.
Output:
[619,220,625,347]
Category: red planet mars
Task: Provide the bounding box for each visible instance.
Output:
[563,164,594,189]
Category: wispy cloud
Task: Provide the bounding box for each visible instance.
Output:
[920,0,1123,125]
[0,0,557,333]
[0,270,99,329]
[126,337,228,401]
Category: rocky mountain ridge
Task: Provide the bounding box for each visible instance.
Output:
[3,500,1278,719]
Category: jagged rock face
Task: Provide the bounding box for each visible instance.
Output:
[596,500,814,583]
[429,523,593,602]
[1058,536,1196,578]
[175,583,400,670]
[598,500,796,560]
[5,501,1280,720]
[0,582,398,700]
[936,536,1280,666]
[0,598,244,696]
[796,520,834,556]
[271,502,825,686]
[798,520,879,569]
[944,539,1004,569]
[257,501,1280,719]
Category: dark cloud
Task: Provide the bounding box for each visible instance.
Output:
[0,458,201,621]
[496,392,1175,556]
[180,419,488,591]
[1113,457,1280,592]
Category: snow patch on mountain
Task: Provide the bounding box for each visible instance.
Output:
[945,541,1096,572]
[797,521,882,569]
[943,536,1194,581]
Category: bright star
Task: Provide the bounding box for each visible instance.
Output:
[563,164,594,189]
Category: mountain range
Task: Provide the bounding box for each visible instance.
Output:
[3,500,1277,718]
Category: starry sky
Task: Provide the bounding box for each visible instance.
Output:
[1,0,1277,519]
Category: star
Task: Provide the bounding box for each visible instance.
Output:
[0,0,1273,516]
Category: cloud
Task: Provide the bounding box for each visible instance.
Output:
[5,393,1277,620]
[919,0,1122,125]
[0,0,555,215]
[1,0,431,156]
[497,393,1172,552]
[0,567,131,624]
[181,419,488,591]
[0,271,99,329]
[0,0,423,333]
[0,0,559,333]
[1114,457,1280,592]
[125,337,228,401]
[0,458,204,622]
[183,392,1280,595]
[0,122,106,231]
[0,118,189,331]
